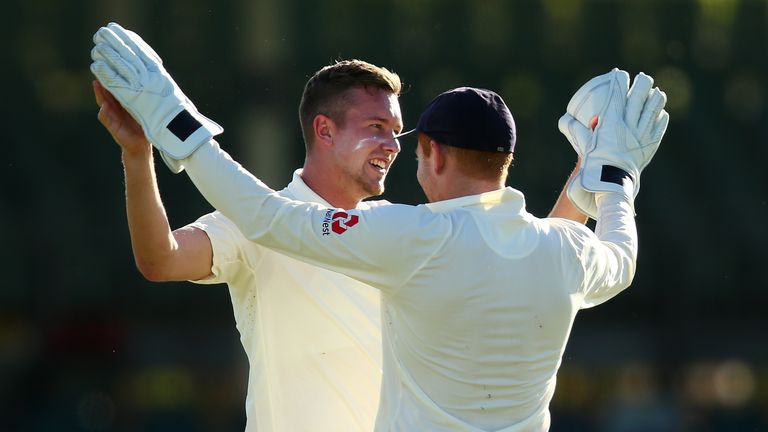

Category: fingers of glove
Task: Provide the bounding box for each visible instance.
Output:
[91,44,140,88]
[125,29,163,66]
[93,25,146,75]
[635,108,669,172]
[610,68,631,91]
[90,60,130,89]
[107,23,163,71]
[601,69,631,122]
[625,72,654,128]
[637,88,667,139]
[566,70,614,125]
[93,24,121,47]
[650,109,670,143]
[558,113,591,156]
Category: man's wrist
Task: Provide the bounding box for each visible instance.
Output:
[121,143,153,164]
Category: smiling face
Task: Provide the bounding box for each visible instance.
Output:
[329,86,404,199]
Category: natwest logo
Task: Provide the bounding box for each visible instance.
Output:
[321,211,358,235]
[321,210,360,235]
[332,211,359,234]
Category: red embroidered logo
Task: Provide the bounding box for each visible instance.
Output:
[331,211,359,234]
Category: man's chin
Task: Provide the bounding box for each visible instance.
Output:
[364,184,385,198]
[355,173,386,199]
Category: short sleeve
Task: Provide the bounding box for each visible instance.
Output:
[186,211,261,285]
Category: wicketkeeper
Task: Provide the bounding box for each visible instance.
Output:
[91,22,668,431]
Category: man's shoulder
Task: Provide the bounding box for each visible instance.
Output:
[541,217,593,236]
[188,211,244,241]
[360,198,392,209]
[537,217,599,254]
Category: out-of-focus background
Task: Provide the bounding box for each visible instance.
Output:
[2,0,767,430]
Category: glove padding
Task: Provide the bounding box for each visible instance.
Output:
[581,71,669,196]
[559,69,669,218]
[90,22,222,173]
[558,68,629,218]
[562,68,624,154]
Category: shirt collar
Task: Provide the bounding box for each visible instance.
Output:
[283,169,375,210]
[425,187,527,214]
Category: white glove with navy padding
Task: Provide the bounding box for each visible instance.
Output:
[558,69,669,218]
[558,68,628,218]
[90,22,222,173]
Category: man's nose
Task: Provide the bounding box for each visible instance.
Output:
[383,133,401,153]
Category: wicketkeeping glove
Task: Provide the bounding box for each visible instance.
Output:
[562,68,626,154]
[558,68,629,218]
[558,115,598,218]
[560,69,669,218]
[582,70,668,196]
[90,22,222,173]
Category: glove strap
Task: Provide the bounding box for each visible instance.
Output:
[569,165,636,220]
[167,110,204,142]
[600,165,634,186]
[150,106,224,164]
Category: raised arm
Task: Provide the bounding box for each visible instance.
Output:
[94,80,213,282]
[90,22,441,290]
[179,140,443,290]
[548,159,588,224]
[561,69,668,306]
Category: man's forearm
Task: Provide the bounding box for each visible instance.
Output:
[122,148,178,279]
[594,191,638,288]
[548,161,588,224]
[182,140,276,240]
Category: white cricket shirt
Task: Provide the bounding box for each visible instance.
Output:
[188,170,385,432]
[184,141,638,432]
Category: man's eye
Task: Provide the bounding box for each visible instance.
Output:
[370,124,383,129]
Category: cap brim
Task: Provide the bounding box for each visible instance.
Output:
[394,128,416,140]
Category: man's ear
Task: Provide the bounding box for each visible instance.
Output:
[431,140,446,175]
[312,114,335,147]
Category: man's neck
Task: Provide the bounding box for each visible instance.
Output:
[432,177,506,203]
[300,163,361,210]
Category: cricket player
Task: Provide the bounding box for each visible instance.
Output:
[92,22,671,431]
[176,84,667,431]
[91,59,396,429]
[91,23,589,431]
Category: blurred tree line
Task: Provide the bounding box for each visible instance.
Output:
[1,0,766,430]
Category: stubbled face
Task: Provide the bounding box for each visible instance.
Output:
[330,87,403,199]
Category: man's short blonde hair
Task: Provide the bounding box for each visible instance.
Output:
[419,134,513,183]
[299,60,402,151]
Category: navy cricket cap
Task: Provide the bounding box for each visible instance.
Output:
[398,87,516,153]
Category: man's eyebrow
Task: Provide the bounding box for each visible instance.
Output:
[365,116,391,123]
[365,116,404,131]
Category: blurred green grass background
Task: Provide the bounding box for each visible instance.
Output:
[1,0,766,430]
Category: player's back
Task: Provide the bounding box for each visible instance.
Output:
[376,188,589,431]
